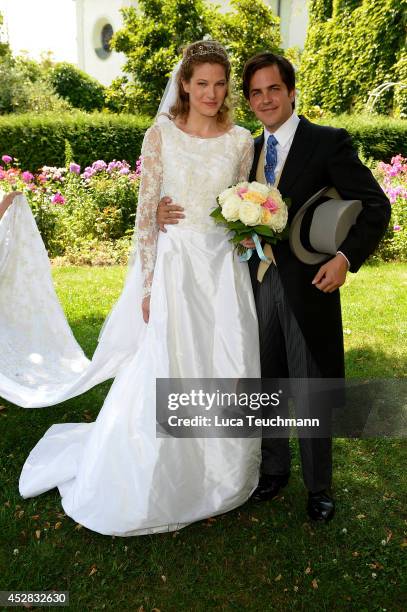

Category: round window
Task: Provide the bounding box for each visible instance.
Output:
[94,21,114,60]
[101,23,113,53]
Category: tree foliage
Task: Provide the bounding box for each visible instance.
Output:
[0,11,11,59]
[0,11,72,117]
[211,0,281,119]
[48,62,105,112]
[109,0,281,117]
[0,9,103,115]
[299,0,407,116]
[110,0,212,115]
[0,54,70,115]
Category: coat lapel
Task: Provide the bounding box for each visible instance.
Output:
[277,116,317,197]
[250,117,318,197]
[249,132,264,182]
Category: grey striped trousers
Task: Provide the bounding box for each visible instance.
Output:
[253,263,332,493]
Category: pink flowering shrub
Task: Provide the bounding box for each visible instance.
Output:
[374,155,407,261]
[0,153,141,261]
[51,192,66,205]
[2,150,404,264]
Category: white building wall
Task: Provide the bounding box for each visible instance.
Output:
[75,0,136,86]
[285,0,308,49]
[268,0,308,49]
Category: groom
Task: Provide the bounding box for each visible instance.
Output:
[156,52,390,522]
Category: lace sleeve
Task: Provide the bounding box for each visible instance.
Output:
[237,135,254,182]
[136,124,163,298]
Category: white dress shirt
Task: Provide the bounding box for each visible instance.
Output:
[263,112,350,268]
[263,112,300,180]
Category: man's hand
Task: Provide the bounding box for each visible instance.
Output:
[312,253,349,293]
[156,196,185,232]
[142,296,150,323]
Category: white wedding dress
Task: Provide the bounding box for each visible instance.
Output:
[0,195,135,408]
[3,118,261,536]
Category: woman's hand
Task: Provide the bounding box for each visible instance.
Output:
[240,237,256,249]
[142,296,151,323]
[0,191,22,219]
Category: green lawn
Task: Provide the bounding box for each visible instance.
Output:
[0,262,406,611]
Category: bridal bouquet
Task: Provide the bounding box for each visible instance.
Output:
[210,181,289,259]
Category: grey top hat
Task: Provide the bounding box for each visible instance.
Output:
[289,187,362,264]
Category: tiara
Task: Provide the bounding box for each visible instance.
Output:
[184,44,227,62]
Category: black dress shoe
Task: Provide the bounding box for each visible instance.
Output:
[307,490,335,522]
[251,473,290,502]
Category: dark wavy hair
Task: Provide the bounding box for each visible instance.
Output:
[169,40,232,125]
[242,52,296,109]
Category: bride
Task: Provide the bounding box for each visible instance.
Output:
[8,40,261,536]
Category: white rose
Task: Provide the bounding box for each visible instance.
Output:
[218,186,237,207]
[222,194,242,222]
[235,181,249,190]
[239,201,262,226]
[267,186,285,207]
[268,202,288,232]
[249,181,270,197]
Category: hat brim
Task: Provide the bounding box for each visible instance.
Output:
[289,187,332,265]
[289,187,362,265]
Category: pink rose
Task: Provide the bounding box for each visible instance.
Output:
[237,186,249,199]
[263,197,278,212]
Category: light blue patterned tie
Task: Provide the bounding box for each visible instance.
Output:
[264,134,278,185]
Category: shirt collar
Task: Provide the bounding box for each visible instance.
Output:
[264,112,300,148]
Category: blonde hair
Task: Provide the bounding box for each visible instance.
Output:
[169,40,232,126]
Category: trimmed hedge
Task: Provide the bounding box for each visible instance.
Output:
[241,114,407,162]
[0,111,405,172]
[315,114,407,161]
[0,112,151,172]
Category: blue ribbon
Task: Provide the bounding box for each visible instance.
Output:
[238,233,270,263]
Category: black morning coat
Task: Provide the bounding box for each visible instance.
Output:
[248,116,391,378]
